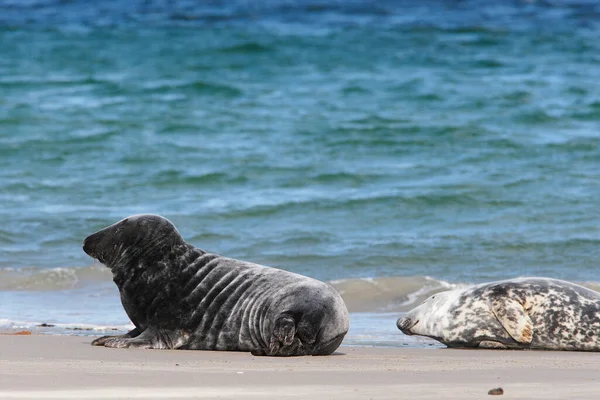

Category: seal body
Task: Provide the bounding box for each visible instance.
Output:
[83,214,349,356]
[397,278,600,351]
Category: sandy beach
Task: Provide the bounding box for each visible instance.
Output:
[1,335,599,399]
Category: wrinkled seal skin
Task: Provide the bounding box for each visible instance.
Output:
[83,214,349,356]
[397,278,600,351]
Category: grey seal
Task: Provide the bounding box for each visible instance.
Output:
[397,277,600,351]
[82,214,349,356]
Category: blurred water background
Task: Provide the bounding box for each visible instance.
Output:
[1,0,599,347]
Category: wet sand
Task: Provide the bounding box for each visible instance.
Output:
[1,335,600,399]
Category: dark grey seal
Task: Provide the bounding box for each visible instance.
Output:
[83,214,349,356]
[397,277,600,351]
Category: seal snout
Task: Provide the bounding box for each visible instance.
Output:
[397,317,417,335]
[82,234,101,261]
[82,234,96,255]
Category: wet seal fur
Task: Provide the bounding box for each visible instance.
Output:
[397,277,600,351]
[83,214,349,356]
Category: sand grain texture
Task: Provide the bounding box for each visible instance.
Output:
[1,336,599,399]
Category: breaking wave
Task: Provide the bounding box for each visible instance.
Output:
[0,265,464,312]
[0,265,112,291]
[4,266,600,317]
[330,276,465,313]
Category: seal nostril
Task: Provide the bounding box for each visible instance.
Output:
[397,317,411,330]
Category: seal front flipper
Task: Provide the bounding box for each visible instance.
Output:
[91,327,141,346]
[490,297,533,344]
[100,328,188,350]
[102,336,153,349]
[479,340,509,349]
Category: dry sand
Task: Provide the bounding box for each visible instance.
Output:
[1,335,600,399]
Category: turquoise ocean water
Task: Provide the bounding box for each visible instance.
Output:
[1,0,599,347]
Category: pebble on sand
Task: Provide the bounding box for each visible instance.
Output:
[488,387,504,395]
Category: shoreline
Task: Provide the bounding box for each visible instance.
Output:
[0,315,445,349]
[2,335,600,399]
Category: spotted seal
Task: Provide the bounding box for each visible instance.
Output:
[82,214,349,356]
[397,277,600,351]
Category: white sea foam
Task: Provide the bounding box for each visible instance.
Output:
[329,275,468,313]
[0,318,134,335]
[0,265,112,291]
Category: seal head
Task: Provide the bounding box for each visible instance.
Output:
[83,214,185,268]
[397,290,477,345]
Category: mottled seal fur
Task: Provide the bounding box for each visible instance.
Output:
[397,278,600,351]
[82,214,349,356]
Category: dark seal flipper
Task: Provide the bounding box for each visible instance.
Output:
[91,327,141,346]
[99,327,190,349]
